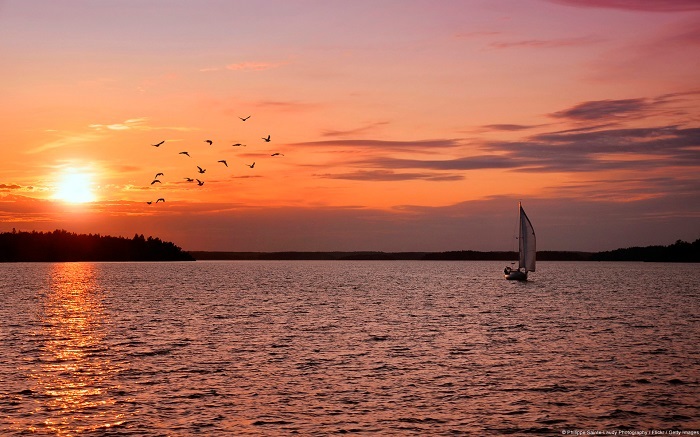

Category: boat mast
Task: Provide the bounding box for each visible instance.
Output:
[509,202,520,267]
[518,202,536,272]
[517,201,524,270]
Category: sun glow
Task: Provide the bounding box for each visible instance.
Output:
[55,171,97,203]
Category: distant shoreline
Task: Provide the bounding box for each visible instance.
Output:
[1,230,697,263]
[189,241,699,263]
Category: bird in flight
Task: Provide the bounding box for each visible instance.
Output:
[156,198,165,203]
[262,135,271,142]
[246,162,256,168]
[239,115,251,121]
[179,151,190,157]
[184,177,194,182]
[218,160,228,167]
[151,179,161,185]
[197,166,206,174]
[152,140,165,147]
[205,140,213,145]
[231,143,245,147]
[155,172,164,178]
[271,152,284,157]
[196,179,204,186]
[146,201,153,205]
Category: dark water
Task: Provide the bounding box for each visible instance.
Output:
[0,261,698,435]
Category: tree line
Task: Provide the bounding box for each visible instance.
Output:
[0,229,194,262]
[190,239,699,262]
[590,238,700,262]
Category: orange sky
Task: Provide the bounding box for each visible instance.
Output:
[1,0,699,251]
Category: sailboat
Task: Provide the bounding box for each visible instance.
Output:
[504,202,536,281]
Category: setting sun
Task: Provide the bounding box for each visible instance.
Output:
[54,171,96,204]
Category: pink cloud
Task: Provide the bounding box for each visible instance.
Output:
[549,98,652,120]
[225,61,285,71]
[454,31,503,39]
[661,18,700,45]
[547,0,700,12]
[586,19,700,81]
[490,36,603,49]
[321,121,390,138]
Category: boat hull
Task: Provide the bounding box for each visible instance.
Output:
[505,270,528,281]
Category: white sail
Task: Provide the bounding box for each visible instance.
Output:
[518,203,536,272]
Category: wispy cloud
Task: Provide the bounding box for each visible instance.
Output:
[321,121,390,138]
[357,155,527,172]
[201,61,288,72]
[550,98,652,121]
[454,31,503,39]
[89,117,198,132]
[292,139,463,152]
[29,118,199,154]
[542,175,699,202]
[586,19,700,81]
[549,89,700,123]
[654,89,700,104]
[662,19,700,45]
[28,132,104,154]
[227,61,286,71]
[0,184,22,190]
[490,36,602,49]
[547,0,700,12]
[89,117,148,131]
[480,124,541,132]
[325,125,700,177]
[303,91,700,185]
[253,100,320,112]
[219,99,320,117]
[316,170,464,182]
[484,125,700,173]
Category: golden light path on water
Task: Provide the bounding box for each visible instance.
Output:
[26,263,124,434]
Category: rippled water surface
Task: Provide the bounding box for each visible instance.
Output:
[1,261,698,435]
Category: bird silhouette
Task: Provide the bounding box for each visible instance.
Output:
[146,201,153,205]
[151,179,161,185]
[205,140,213,145]
[197,166,206,174]
[239,115,251,121]
[156,198,165,203]
[271,152,284,156]
[231,143,245,147]
[262,135,271,142]
[179,151,190,157]
[184,177,194,182]
[218,160,228,167]
[196,179,204,186]
[152,140,165,147]
[246,162,255,168]
[155,172,164,178]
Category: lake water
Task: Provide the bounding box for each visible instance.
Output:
[0,261,698,436]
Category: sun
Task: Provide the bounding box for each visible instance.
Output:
[55,171,97,203]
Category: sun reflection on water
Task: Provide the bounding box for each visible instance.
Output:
[27,262,124,435]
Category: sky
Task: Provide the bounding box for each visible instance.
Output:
[0,0,698,252]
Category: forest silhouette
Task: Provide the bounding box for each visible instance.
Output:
[0,229,194,262]
[590,238,700,263]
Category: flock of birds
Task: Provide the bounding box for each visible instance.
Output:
[145,115,284,204]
